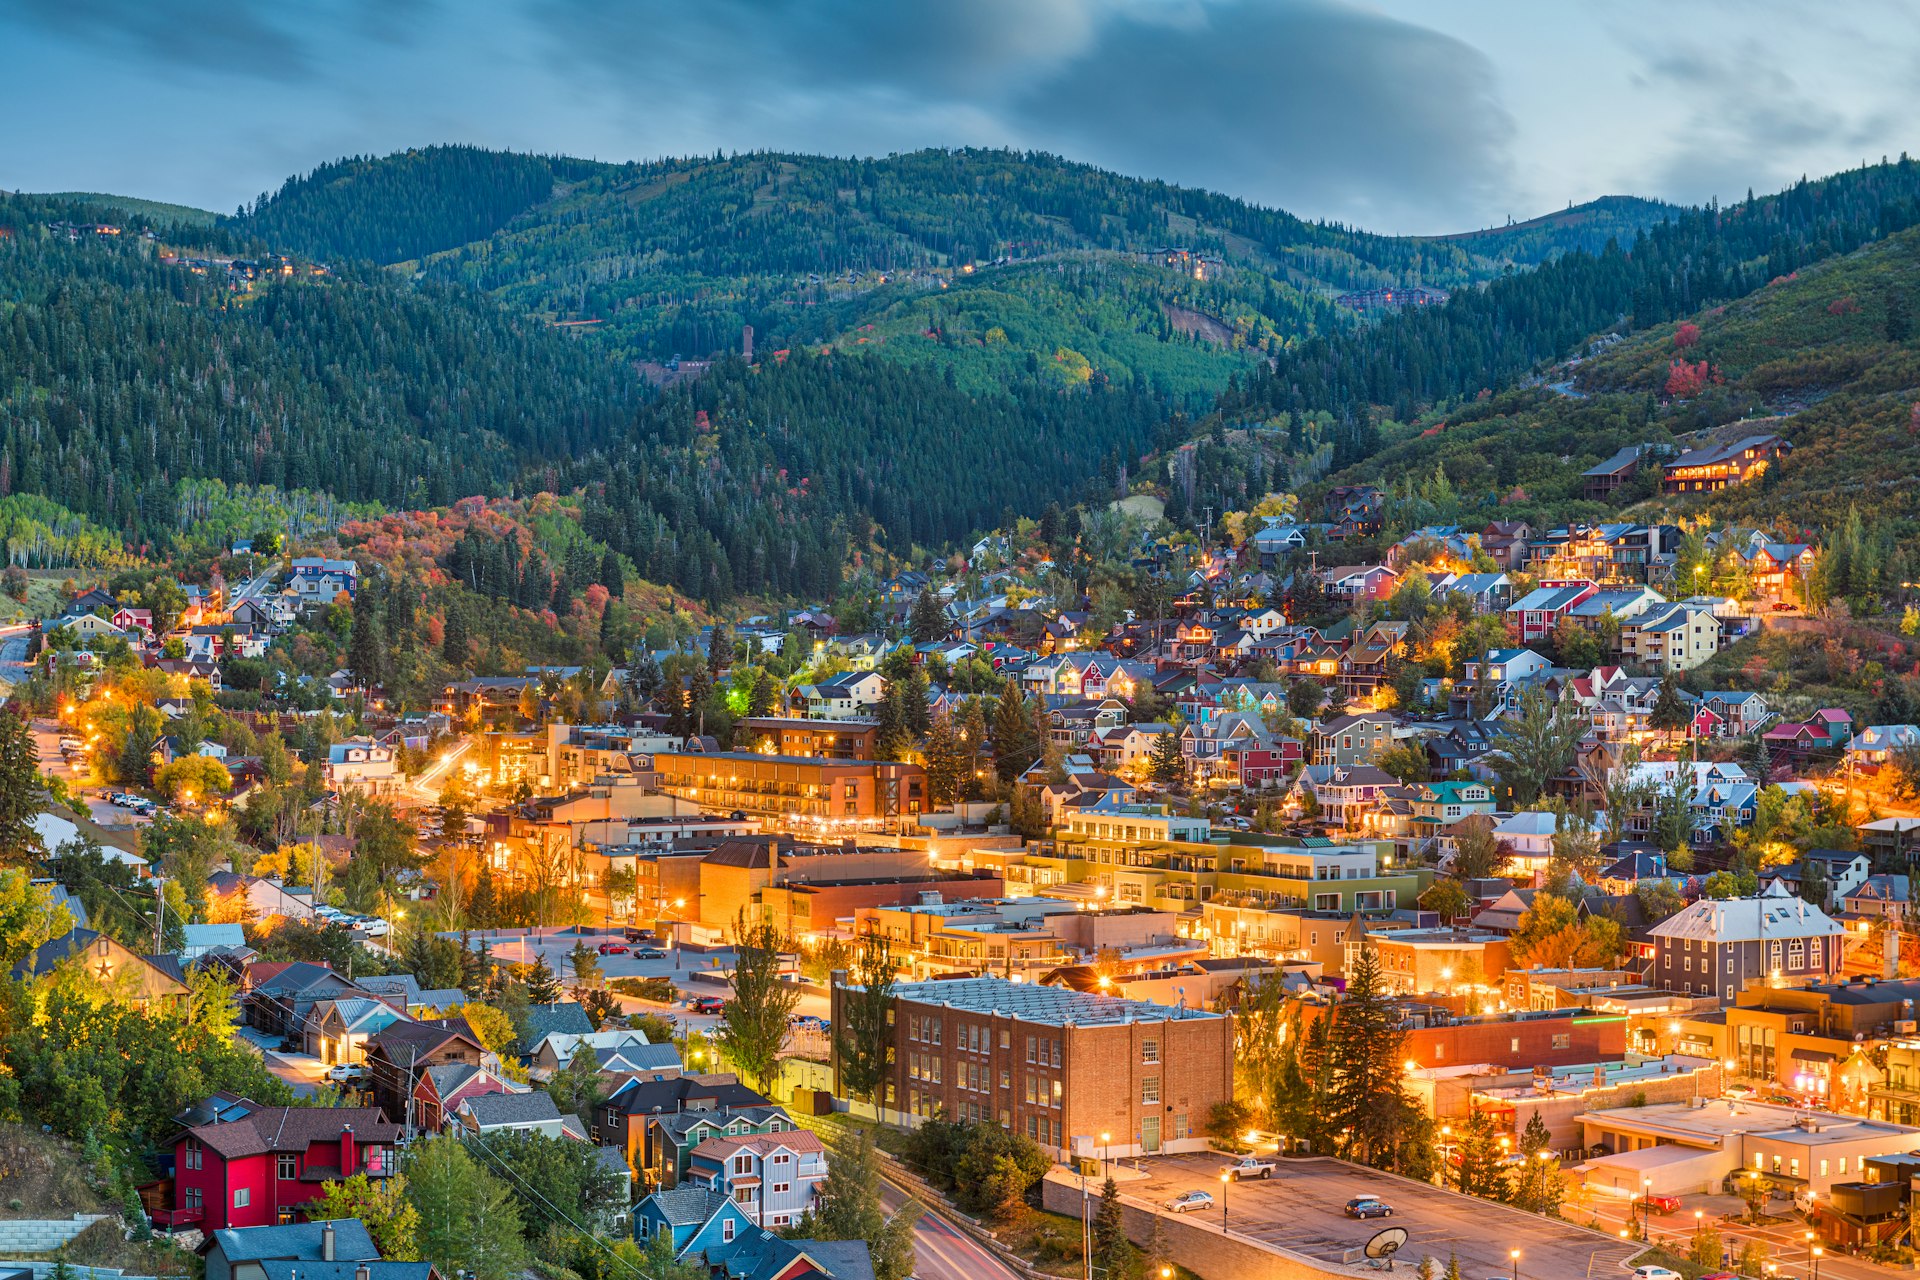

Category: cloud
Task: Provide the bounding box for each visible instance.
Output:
[1626,31,1908,204]
[1010,0,1515,231]
[533,0,1515,230]
[7,0,434,81]
[9,0,317,76]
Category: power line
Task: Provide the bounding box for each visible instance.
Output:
[463,1132,657,1280]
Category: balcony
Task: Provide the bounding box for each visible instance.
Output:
[150,1207,204,1229]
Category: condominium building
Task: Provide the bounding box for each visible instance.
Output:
[831,975,1231,1159]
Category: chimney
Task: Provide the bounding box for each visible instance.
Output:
[339,1124,356,1179]
[322,1222,336,1262]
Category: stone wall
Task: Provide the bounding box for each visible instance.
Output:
[0,1216,109,1254]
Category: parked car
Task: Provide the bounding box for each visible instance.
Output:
[623,927,657,943]
[634,947,667,960]
[324,1064,367,1083]
[1724,1084,1757,1100]
[357,918,391,937]
[1343,1198,1392,1219]
[1221,1156,1277,1181]
[1640,1193,1683,1215]
[597,941,629,955]
[688,996,725,1015]
[1163,1191,1214,1214]
[1630,1268,1681,1280]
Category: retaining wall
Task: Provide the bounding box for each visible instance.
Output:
[0,1217,109,1254]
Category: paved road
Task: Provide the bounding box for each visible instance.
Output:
[1584,1193,1884,1280]
[880,1182,1019,1280]
[1124,1152,1640,1280]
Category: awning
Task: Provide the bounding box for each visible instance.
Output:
[1791,1048,1837,1064]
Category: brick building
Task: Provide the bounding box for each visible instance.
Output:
[651,751,927,831]
[832,975,1231,1159]
[736,717,880,760]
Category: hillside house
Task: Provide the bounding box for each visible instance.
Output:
[1661,434,1790,494]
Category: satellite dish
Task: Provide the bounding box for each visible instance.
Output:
[1364,1227,1409,1270]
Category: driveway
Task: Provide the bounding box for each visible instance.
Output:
[237,1026,325,1099]
[1120,1152,1641,1279]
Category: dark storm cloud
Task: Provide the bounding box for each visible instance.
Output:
[534,0,1514,228]
[8,0,432,80]
[10,0,317,76]
[1011,1,1515,230]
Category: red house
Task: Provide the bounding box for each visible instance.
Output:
[162,1096,402,1230]
[1237,739,1303,786]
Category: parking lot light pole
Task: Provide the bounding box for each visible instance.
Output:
[1508,1247,1519,1279]
[1219,1171,1230,1232]
[1812,1245,1823,1279]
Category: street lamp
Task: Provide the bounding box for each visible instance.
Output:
[1100,1131,1111,1177]
[1639,1177,1652,1240]
[1693,1209,1704,1241]
[1219,1171,1230,1231]
[1812,1245,1823,1279]
[1508,1247,1519,1280]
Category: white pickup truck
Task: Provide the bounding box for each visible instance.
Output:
[1221,1156,1278,1181]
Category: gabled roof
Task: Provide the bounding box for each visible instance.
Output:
[639,1184,734,1227]
[187,1106,401,1160]
[211,1220,380,1265]
[462,1091,562,1128]
[522,1001,595,1041]
[259,1264,432,1280]
[1648,884,1844,943]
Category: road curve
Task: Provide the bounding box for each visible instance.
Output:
[880,1181,1022,1280]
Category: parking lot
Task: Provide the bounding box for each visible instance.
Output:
[1120,1152,1642,1279]
[450,927,834,1041]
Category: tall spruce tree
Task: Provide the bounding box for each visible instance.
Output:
[991,680,1039,783]
[1327,944,1426,1172]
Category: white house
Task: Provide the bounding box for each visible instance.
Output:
[686,1129,829,1231]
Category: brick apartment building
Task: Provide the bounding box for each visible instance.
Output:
[736,717,880,760]
[831,975,1231,1159]
[651,751,927,831]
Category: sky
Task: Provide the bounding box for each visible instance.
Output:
[2,0,1916,235]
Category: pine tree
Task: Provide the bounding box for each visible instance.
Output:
[441,604,470,668]
[1452,1107,1505,1200]
[1510,1111,1564,1216]
[1648,674,1690,743]
[525,954,562,1003]
[348,597,387,691]
[908,587,946,644]
[1326,945,1422,1171]
[922,713,967,807]
[0,709,46,867]
[875,684,912,762]
[1147,729,1185,787]
[1091,1177,1135,1279]
[991,680,1039,782]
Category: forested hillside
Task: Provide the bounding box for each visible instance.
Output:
[1259,221,1920,550]
[0,192,1170,600]
[1426,195,1678,263]
[1219,158,1920,461]
[223,147,1681,401]
[0,195,635,526]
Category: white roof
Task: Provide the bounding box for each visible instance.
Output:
[32,811,147,869]
[1648,883,1844,944]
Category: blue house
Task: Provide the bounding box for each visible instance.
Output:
[633,1185,756,1259]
